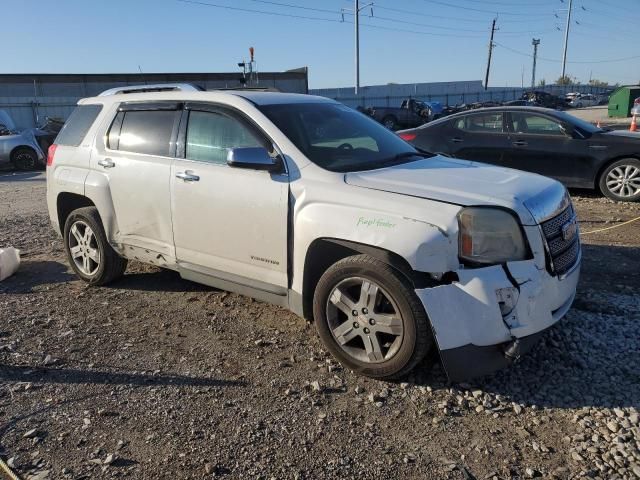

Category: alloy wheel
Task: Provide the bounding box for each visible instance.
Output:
[68,220,101,276]
[325,277,404,363]
[606,165,640,198]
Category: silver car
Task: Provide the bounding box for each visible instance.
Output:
[0,109,46,170]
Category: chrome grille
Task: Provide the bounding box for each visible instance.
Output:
[540,204,580,276]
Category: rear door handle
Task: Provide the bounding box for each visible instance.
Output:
[512,140,528,147]
[98,158,115,168]
[450,137,464,143]
[175,170,200,182]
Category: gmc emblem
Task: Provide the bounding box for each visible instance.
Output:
[561,217,578,242]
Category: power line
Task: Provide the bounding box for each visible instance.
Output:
[419,0,560,17]
[246,0,337,15]
[177,0,612,43]
[365,1,559,25]
[494,42,640,64]
[177,0,341,22]
[178,0,496,38]
[367,12,557,34]
[451,0,559,5]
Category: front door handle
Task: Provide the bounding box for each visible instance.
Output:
[450,137,464,143]
[175,170,200,182]
[98,158,115,168]
[512,140,528,147]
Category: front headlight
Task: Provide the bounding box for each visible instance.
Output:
[458,207,528,265]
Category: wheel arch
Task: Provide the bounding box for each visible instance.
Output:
[56,192,96,234]
[300,238,435,321]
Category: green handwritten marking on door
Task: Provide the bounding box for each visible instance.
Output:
[357,217,396,228]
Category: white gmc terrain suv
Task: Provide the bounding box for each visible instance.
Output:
[46,84,581,381]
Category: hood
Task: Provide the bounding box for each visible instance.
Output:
[345,156,566,225]
[601,129,640,140]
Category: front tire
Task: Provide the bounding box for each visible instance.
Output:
[313,255,433,380]
[63,207,127,285]
[598,158,640,202]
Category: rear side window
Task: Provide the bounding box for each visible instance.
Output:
[55,105,103,146]
[453,113,503,133]
[108,110,176,156]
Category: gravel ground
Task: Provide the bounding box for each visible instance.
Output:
[0,172,638,480]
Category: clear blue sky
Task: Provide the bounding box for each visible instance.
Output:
[4,0,639,88]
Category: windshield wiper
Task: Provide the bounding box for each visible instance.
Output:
[373,151,432,168]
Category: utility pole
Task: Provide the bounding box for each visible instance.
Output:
[355,0,360,95]
[484,18,497,90]
[561,0,573,80]
[343,1,373,95]
[531,38,540,88]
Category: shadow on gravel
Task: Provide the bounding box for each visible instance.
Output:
[568,187,600,199]
[105,269,215,293]
[0,260,74,294]
[0,364,245,388]
[0,171,45,182]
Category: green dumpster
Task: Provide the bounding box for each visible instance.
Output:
[608,85,640,118]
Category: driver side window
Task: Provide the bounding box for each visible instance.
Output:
[186,110,266,165]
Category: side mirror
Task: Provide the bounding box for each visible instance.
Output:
[227,147,280,172]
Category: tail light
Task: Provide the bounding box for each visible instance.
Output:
[47,144,57,167]
[398,132,416,141]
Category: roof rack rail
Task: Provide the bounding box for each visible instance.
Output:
[212,87,281,92]
[98,83,204,96]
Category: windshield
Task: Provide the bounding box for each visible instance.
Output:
[257,102,431,172]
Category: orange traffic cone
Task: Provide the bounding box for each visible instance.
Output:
[631,114,638,132]
[596,120,601,128]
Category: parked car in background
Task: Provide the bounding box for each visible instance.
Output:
[47,84,580,382]
[363,98,441,130]
[32,116,65,153]
[0,109,46,170]
[503,100,536,107]
[568,94,598,108]
[521,90,565,109]
[398,106,640,202]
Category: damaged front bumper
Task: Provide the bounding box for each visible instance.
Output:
[416,257,580,382]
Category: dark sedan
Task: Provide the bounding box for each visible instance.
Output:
[398,107,640,202]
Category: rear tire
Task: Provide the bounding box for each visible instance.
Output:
[11,147,38,171]
[63,207,127,285]
[598,158,640,202]
[313,254,433,380]
[382,116,398,130]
